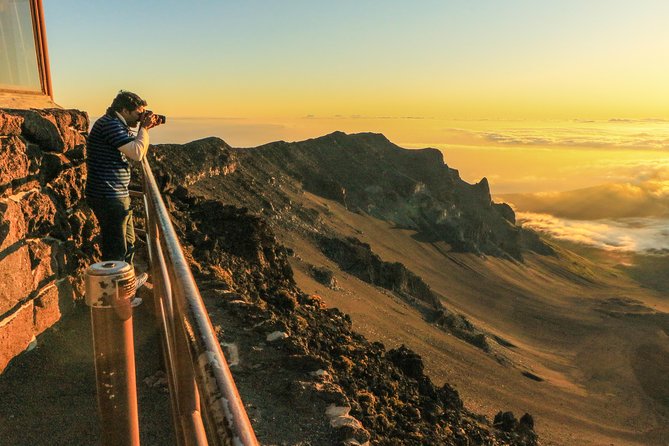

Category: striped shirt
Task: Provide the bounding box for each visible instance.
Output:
[85,113,135,198]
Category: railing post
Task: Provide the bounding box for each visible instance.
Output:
[85,261,141,446]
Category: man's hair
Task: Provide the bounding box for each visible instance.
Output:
[106,90,147,115]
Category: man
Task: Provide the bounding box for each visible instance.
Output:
[85,90,162,287]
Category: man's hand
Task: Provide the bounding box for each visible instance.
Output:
[139,111,160,130]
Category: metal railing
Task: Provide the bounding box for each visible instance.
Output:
[139,157,259,446]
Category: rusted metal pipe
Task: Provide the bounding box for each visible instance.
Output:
[144,207,185,446]
[141,158,258,445]
[144,191,208,446]
[85,261,140,446]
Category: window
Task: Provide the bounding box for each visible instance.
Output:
[0,0,52,100]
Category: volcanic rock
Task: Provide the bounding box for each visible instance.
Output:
[148,181,538,445]
[311,265,339,290]
[0,107,95,372]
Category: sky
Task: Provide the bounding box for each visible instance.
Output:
[43,1,669,252]
[44,1,669,122]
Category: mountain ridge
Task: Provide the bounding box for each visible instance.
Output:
[145,167,538,445]
[151,131,551,260]
[138,131,669,445]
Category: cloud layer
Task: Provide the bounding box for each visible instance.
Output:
[518,212,669,253]
[441,120,669,151]
[501,176,669,220]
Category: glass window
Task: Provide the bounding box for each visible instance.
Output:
[0,0,42,92]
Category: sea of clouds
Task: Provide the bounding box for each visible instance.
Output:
[510,166,669,254]
[473,120,669,254]
[517,212,669,254]
[441,118,669,151]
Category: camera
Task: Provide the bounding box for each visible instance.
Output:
[142,110,166,126]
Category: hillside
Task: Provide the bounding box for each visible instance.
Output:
[143,132,669,445]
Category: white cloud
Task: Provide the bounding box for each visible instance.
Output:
[518,212,669,253]
[441,125,669,151]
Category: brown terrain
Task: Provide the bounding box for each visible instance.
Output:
[146,132,669,445]
[1,117,668,445]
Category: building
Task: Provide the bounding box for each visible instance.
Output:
[1,0,90,373]
[0,0,55,108]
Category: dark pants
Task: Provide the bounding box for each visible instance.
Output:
[87,195,135,265]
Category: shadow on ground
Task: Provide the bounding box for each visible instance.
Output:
[0,300,173,446]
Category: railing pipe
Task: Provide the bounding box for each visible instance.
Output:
[140,158,258,446]
[146,195,207,446]
[144,200,186,446]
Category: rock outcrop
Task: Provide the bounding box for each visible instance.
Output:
[0,108,96,372]
[252,132,534,259]
[317,235,491,351]
[149,132,552,260]
[318,235,440,308]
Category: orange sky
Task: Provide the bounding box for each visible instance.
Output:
[43,1,669,195]
[45,1,669,123]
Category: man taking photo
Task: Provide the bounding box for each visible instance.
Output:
[85,90,163,288]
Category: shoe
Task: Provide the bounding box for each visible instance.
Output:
[131,272,149,307]
[135,272,149,290]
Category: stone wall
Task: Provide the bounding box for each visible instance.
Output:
[0,108,97,373]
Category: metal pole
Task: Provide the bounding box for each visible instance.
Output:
[146,206,188,446]
[145,192,207,446]
[86,261,141,446]
[141,158,258,446]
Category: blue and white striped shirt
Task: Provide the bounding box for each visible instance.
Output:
[85,114,135,198]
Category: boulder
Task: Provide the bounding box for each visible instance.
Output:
[6,108,88,153]
[494,411,518,432]
[0,201,31,314]
[519,413,535,430]
[0,199,27,250]
[67,207,98,251]
[25,142,44,177]
[45,108,88,152]
[46,164,86,210]
[0,301,34,373]
[41,152,73,184]
[0,111,23,136]
[311,265,339,289]
[0,136,30,195]
[386,345,425,380]
[0,243,32,315]
[27,239,62,290]
[10,109,65,152]
[19,190,60,237]
[33,285,60,335]
[55,276,78,316]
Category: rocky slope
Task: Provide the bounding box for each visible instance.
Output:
[146,133,552,356]
[157,190,538,445]
[150,133,552,260]
[137,133,543,444]
[141,132,669,445]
